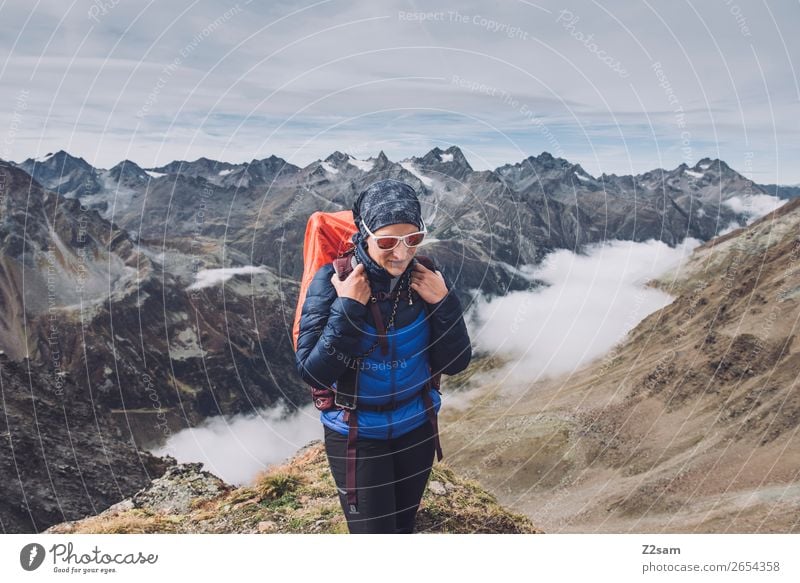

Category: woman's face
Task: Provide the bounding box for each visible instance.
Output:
[366,222,420,277]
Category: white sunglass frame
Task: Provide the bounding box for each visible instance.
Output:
[363,218,427,250]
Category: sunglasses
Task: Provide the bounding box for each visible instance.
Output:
[363,219,427,251]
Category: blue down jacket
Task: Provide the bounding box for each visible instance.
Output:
[295,238,472,439]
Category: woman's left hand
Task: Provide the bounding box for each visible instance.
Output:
[410,262,449,303]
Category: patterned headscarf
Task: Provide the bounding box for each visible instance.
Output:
[352,179,423,238]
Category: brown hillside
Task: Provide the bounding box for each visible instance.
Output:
[441,198,800,532]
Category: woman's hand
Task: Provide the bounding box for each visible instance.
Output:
[410,262,448,303]
[331,262,371,305]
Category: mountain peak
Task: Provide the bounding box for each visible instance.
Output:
[108,159,148,183]
[510,151,572,172]
[413,146,472,180]
[444,145,471,165]
[15,150,101,197]
[419,145,470,165]
[149,157,234,176]
[22,149,89,167]
[110,159,143,171]
[533,151,573,166]
[693,158,730,172]
[261,154,282,162]
[501,152,572,174]
[324,151,349,166]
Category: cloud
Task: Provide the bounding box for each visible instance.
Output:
[149,402,323,487]
[723,194,788,222]
[187,266,268,290]
[465,236,703,387]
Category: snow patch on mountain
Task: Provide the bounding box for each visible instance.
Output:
[347,156,374,172]
[187,266,268,290]
[400,161,433,187]
[320,161,339,174]
[80,173,139,220]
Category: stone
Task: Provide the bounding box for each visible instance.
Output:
[428,480,447,495]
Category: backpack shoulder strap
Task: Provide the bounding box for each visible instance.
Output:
[332,248,356,281]
[414,255,443,390]
[414,255,435,272]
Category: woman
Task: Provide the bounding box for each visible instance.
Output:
[295,178,472,533]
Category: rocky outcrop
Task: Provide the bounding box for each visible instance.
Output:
[0,354,172,533]
[44,440,541,534]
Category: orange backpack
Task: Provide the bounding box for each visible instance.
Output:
[292,210,358,352]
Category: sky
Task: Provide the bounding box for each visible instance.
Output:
[1,0,798,182]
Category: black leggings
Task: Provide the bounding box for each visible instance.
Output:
[324,419,435,534]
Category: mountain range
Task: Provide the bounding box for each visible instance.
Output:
[1,145,794,533]
[12,146,790,292]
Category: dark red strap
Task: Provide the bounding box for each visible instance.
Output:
[421,383,443,462]
[332,254,353,279]
[342,409,360,514]
[368,301,389,356]
[414,255,435,271]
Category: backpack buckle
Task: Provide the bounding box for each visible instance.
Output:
[334,389,357,410]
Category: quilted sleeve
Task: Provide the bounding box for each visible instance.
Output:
[295,263,368,389]
[425,262,472,376]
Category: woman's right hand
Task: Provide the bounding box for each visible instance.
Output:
[331,262,371,305]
